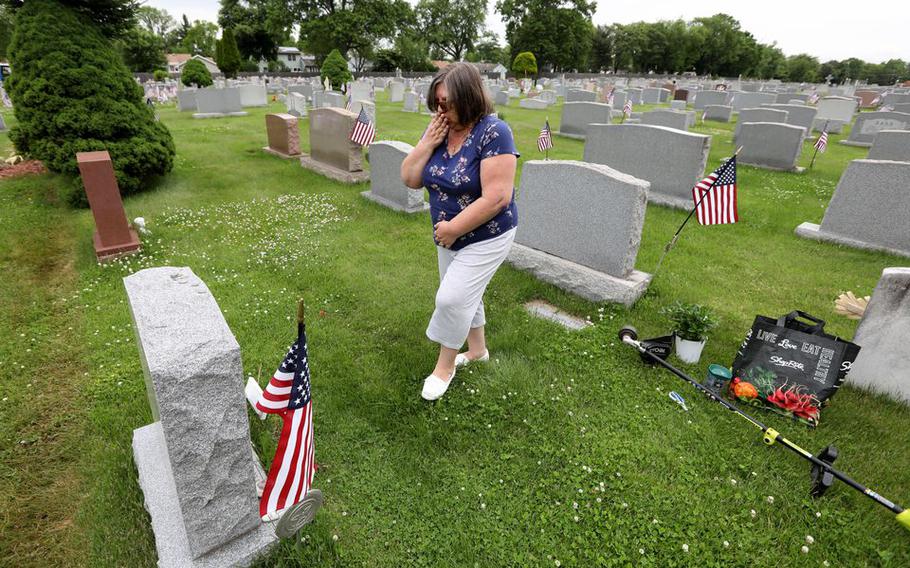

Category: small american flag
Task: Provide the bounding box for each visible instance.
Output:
[370,84,375,101]
[537,120,553,152]
[814,130,829,153]
[881,104,895,112]
[256,325,316,519]
[701,110,707,123]
[692,156,738,225]
[606,87,615,106]
[623,99,633,118]
[808,91,819,105]
[349,108,376,146]
[345,94,353,111]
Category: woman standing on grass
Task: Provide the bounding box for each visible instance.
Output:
[400,62,520,401]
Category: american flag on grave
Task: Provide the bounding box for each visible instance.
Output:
[814,130,829,153]
[692,156,738,226]
[345,93,353,111]
[808,91,819,105]
[349,108,376,147]
[606,87,615,106]
[623,99,633,117]
[255,326,316,520]
[537,120,553,152]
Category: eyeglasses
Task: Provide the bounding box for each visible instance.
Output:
[436,100,449,112]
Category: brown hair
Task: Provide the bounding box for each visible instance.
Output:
[426,62,494,126]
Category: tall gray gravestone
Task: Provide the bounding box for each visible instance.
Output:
[813,96,857,133]
[176,89,197,112]
[193,88,248,119]
[703,105,733,122]
[737,122,805,172]
[583,123,710,209]
[557,102,612,139]
[566,89,597,103]
[507,160,651,305]
[126,267,277,568]
[361,141,428,213]
[868,130,910,161]
[693,90,729,110]
[640,109,689,131]
[300,107,369,184]
[734,108,789,141]
[849,267,910,404]
[761,103,818,134]
[796,159,910,257]
[403,91,419,113]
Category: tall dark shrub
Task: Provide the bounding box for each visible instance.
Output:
[218,28,241,78]
[6,0,175,205]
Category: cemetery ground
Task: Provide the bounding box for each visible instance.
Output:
[1,94,908,568]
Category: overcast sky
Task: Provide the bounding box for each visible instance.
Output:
[145,0,908,63]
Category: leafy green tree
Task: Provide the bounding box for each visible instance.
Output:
[782,53,819,83]
[293,0,413,69]
[689,14,752,77]
[465,31,507,65]
[118,26,167,73]
[179,20,219,56]
[863,59,908,85]
[6,0,175,204]
[840,58,866,83]
[416,0,485,61]
[588,24,613,72]
[511,51,536,77]
[153,69,168,81]
[372,34,436,72]
[497,0,594,72]
[136,6,174,37]
[219,0,291,63]
[181,58,213,87]
[217,28,242,78]
[320,48,352,91]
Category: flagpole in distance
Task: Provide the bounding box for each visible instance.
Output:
[651,146,743,279]
[809,120,829,170]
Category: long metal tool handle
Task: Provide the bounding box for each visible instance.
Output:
[621,335,909,529]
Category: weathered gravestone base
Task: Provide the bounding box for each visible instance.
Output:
[126,267,277,568]
[796,160,910,257]
[300,107,369,184]
[77,151,141,260]
[848,267,910,404]
[507,160,651,305]
[361,141,428,213]
[263,113,301,159]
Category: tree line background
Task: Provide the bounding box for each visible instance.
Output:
[0,0,908,84]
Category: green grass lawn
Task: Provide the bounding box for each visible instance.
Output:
[1,93,908,567]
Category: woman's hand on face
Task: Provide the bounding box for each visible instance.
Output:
[421,112,449,149]
[433,220,458,248]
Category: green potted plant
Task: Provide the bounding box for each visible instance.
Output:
[662,302,719,363]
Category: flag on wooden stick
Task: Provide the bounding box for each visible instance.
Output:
[692,156,738,226]
[349,108,376,147]
[537,120,553,152]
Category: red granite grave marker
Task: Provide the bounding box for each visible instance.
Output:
[76,150,141,260]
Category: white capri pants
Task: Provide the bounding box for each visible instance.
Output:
[426,228,516,350]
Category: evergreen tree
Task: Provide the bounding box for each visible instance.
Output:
[218,28,242,78]
[511,51,537,77]
[6,0,175,205]
[181,58,213,88]
[320,49,352,91]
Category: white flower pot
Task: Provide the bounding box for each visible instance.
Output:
[675,335,706,364]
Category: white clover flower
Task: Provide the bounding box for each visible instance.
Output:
[639,548,645,555]
[800,545,809,554]
[750,509,757,518]
[723,540,730,548]
[682,543,689,553]
[805,535,814,544]
[766,496,774,504]
[332,534,338,541]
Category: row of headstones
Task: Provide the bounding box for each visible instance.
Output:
[177,85,269,117]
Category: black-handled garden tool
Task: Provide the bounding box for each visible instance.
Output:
[618,325,909,532]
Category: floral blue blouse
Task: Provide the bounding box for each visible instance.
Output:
[422,114,520,251]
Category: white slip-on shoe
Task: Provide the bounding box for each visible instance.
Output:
[421,369,456,401]
[454,349,490,368]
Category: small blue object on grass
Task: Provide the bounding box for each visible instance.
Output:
[669,391,689,411]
